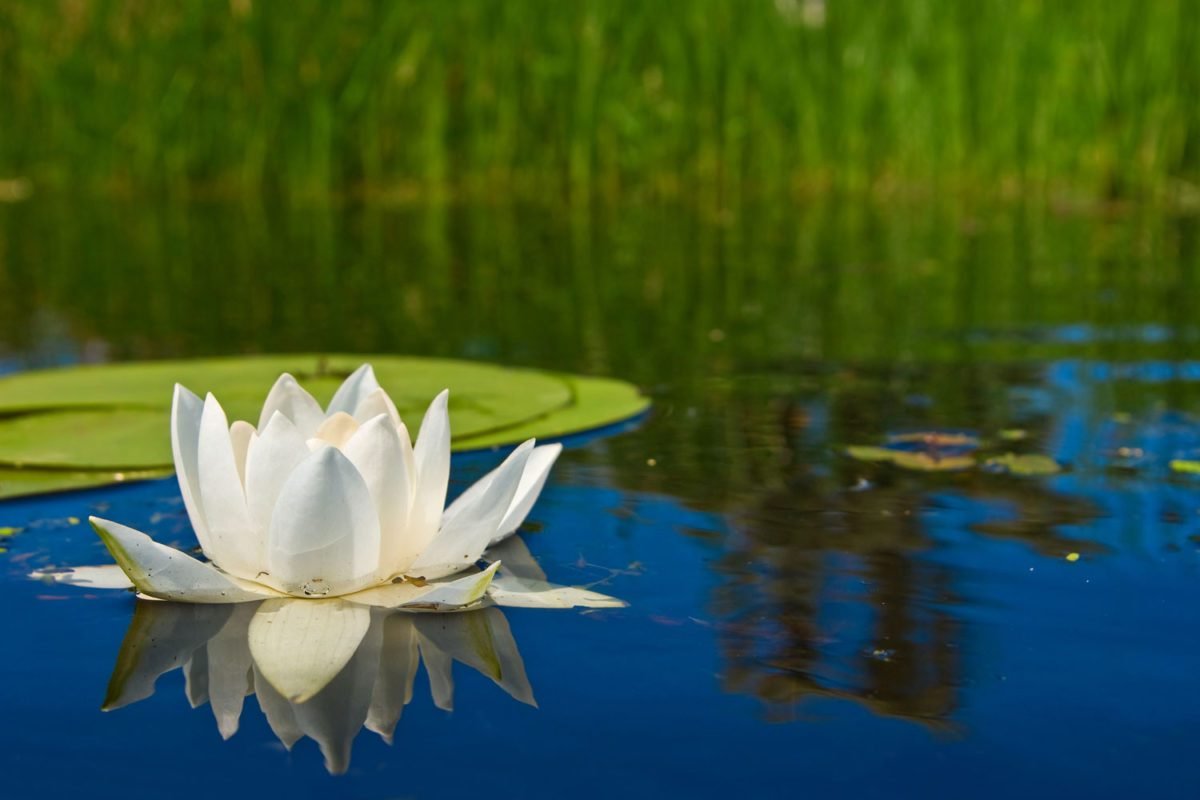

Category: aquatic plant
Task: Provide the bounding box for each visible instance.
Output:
[89,364,621,609]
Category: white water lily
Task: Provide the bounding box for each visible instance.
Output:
[87,364,622,611]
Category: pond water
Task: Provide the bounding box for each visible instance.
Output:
[1,197,1198,798]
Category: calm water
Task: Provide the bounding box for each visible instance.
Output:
[1,197,1199,798]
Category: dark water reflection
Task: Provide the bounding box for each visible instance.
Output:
[2,196,1199,797]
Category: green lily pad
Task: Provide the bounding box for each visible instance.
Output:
[845,446,975,472]
[0,467,173,501]
[0,355,572,440]
[1169,459,1200,474]
[982,453,1062,476]
[0,355,648,498]
[456,375,648,449]
[0,409,171,469]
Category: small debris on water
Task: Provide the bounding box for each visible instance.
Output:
[1065,552,1080,562]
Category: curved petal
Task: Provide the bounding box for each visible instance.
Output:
[198,394,260,578]
[366,615,419,743]
[205,604,257,739]
[244,411,310,537]
[102,601,235,711]
[290,616,381,775]
[341,415,416,579]
[171,384,211,550]
[441,442,562,545]
[408,390,451,555]
[30,564,134,590]
[265,447,381,597]
[325,364,381,417]
[228,420,256,488]
[248,599,372,703]
[90,517,273,603]
[409,441,533,580]
[257,373,325,437]
[345,561,500,610]
[495,443,562,542]
[487,575,627,609]
[353,387,403,428]
[253,667,304,750]
[415,609,535,706]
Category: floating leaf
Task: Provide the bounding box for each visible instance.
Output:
[846,446,974,472]
[0,467,172,501]
[886,431,980,449]
[1169,459,1200,475]
[0,355,648,499]
[999,429,1028,441]
[982,453,1062,476]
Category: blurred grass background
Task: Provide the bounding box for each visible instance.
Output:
[2,0,1199,204]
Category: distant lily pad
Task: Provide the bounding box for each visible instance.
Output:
[1169,459,1200,475]
[0,355,648,499]
[845,445,974,472]
[982,453,1062,476]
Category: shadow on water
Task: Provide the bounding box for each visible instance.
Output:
[3,195,1200,795]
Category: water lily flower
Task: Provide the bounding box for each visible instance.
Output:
[86,364,622,611]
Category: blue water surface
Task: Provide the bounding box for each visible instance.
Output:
[2,383,1198,799]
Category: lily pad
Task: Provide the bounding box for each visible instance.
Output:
[0,355,572,439]
[0,467,172,501]
[0,355,648,499]
[845,446,974,472]
[982,453,1062,476]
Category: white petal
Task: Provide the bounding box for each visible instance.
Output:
[205,604,257,739]
[314,411,360,447]
[409,442,533,580]
[102,602,234,710]
[29,564,134,590]
[266,447,381,597]
[244,411,310,537]
[171,384,211,550]
[353,387,403,428]
[326,364,382,417]
[416,609,535,706]
[257,373,325,437]
[417,633,455,711]
[248,599,371,703]
[90,517,274,603]
[253,666,304,750]
[341,415,415,580]
[229,420,256,488]
[366,615,419,743]
[409,390,451,555]
[345,561,500,610]
[184,650,210,709]
[495,443,562,542]
[441,443,561,545]
[290,615,382,775]
[487,575,627,609]
[197,394,259,578]
[487,537,623,608]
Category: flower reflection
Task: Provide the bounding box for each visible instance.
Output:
[104,597,535,774]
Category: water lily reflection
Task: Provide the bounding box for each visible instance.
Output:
[104,597,534,774]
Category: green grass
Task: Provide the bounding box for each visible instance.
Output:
[2,0,1199,202]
